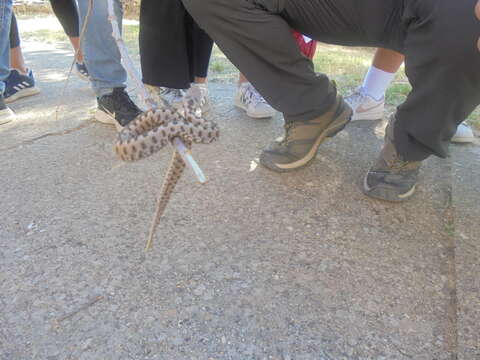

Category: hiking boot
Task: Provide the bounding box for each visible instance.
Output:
[363,115,422,202]
[234,82,276,119]
[259,94,352,172]
[0,95,16,125]
[345,87,384,121]
[95,87,142,131]
[4,68,40,104]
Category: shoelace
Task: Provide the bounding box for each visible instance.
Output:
[112,89,140,115]
[160,88,184,99]
[245,84,268,105]
[347,89,367,106]
[279,122,297,145]
[382,143,415,171]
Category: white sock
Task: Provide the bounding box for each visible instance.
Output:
[193,82,208,89]
[361,65,396,101]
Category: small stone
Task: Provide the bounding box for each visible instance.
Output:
[221,336,226,344]
[193,284,206,296]
[171,336,184,346]
[81,338,93,350]
[203,289,214,301]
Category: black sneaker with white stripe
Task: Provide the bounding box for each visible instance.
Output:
[4,69,40,104]
[95,87,142,131]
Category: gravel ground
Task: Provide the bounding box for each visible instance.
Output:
[0,35,478,360]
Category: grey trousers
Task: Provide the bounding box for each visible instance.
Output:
[182,0,480,161]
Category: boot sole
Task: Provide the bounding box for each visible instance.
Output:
[5,87,40,104]
[94,109,123,131]
[362,173,417,202]
[260,103,353,173]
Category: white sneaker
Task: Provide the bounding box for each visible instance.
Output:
[0,96,16,125]
[184,83,210,117]
[451,123,475,143]
[159,87,186,109]
[345,88,385,121]
[234,82,275,119]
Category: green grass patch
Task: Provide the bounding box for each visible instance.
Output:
[22,29,70,44]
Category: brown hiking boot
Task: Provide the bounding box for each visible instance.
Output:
[363,115,422,202]
[259,95,352,172]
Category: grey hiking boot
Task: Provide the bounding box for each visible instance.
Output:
[259,94,352,172]
[363,115,422,202]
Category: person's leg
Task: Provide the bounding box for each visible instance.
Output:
[371,48,404,73]
[5,13,40,103]
[183,0,342,123]
[184,14,214,114]
[77,0,140,129]
[8,12,26,73]
[235,31,317,119]
[191,19,213,84]
[49,0,84,62]
[50,0,89,79]
[0,0,15,124]
[363,0,480,201]
[184,0,376,171]
[139,0,194,109]
[361,49,404,100]
[350,47,476,142]
[49,0,79,37]
[394,0,480,161]
[77,0,126,96]
[346,48,404,121]
[139,0,191,89]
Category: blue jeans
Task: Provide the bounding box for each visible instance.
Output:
[77,0,127,97]
[0,0,12,95]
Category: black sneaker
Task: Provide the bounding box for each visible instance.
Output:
[95,87,142,131]
[0,94,16,125]
[363,115,422,202]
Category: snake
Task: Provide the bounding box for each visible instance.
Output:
[115,93,219,249]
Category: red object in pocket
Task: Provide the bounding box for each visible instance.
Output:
[292,30,317,59]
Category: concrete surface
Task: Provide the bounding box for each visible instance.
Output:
[452,146,480,360]
[0,40,479,360]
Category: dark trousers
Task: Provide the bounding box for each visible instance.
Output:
[182,0,480,161]
[139,0,214,89]
[9,0,80,49]
[50,0,80,38]
[9,12,19,48]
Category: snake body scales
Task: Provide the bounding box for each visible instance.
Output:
[115,96,219,249]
